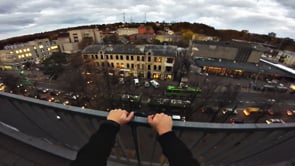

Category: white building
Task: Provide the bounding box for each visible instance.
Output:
[68,28,103,43]
[0,38,59,70]
[116,28,138,36]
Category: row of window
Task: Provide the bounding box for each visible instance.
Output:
[86,54,167,63]
[96,62,163,71]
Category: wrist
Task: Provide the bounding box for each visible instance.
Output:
[157,129,172,136]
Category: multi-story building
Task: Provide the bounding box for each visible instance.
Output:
[68,28,103,43]
[116,28,138,36]
[0,38,59,70]
[54,33,79,54]
[191,40,264,63]
[81,45,178,80]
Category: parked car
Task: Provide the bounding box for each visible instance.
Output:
[134,78,140,86]
[265,119,285,124]
[150,80,160,88]
[144,81,150,87]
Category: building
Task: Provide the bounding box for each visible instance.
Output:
[55,33,79,54]
[68,28,103,43]
[0,38,59,70]
[138,25,155,35]
[191,41,264,63]
[116,28,138,36]
[279,50,295,66]
[81,45,178,80]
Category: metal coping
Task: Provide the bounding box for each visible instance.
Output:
[1,91,295,131]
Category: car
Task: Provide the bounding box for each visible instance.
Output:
[267,109,275,116]
[144,81,150,87]
[221,107,238,115]
[286,109,295,116]
[50,90,61,96]
[265,119,285,124]
[150,80,160,88]
[119,77,124,84]
[134,78,140,86]
[243,107,261,116]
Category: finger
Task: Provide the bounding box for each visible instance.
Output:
[147,115,154,124]
[126,112,134,121]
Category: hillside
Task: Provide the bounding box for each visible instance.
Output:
[0,22,294,51]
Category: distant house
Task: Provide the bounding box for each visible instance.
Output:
[138,25,155,35]
[54,33,79,54]
[68,28,103,43]
[116,28,138,36]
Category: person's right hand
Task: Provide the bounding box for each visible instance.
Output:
[148,113,172,135]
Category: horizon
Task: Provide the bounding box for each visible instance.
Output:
[0,0,295,40]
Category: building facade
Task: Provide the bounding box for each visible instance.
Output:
[68,28,103,43]
[81,45,178,80]
[0,38,59,70]
[116,28,138,36]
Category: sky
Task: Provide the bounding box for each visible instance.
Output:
[0,0,295,40]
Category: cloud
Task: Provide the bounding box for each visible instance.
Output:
[0,0,295,40]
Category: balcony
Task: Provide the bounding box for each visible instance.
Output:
[0,91,295,165]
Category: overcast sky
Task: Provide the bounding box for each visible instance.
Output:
[0,0,295,40]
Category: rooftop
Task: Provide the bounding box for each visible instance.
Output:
[194,57,295,78]
[1,91,295,165]
[82,44,178,57]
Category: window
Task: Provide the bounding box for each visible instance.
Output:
[91,55,94,59]
[110,55,113,60]
[148,65,151,70]
[158,65,162,70]
[95,55,98,59]
[116,55,119,60]
[137,56,140,61]
[111,63,114,68]
[154,65,157,70]
[127,63,130,68]
[137,64,140,69]
[154,57,162,63]
[131,56,134,60]
[166,66,172,72]
[142,64,145,69]
[106,55,109,59]
[101,55,104,60]
[167,58,174,63]
[148,56,151,62]
[142,56,145,61]
[131,64,134,69]
[116,63,120,68]
[126,55,129,60]
[120,55,123,60]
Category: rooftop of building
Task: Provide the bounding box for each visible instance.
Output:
[82,44,179,57]
[194,57,295,78]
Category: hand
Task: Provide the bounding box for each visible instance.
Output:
[107,109,134,125]
[148,113,172,135]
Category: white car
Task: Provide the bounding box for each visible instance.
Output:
[265,119,285,124]
[150,80,160,88]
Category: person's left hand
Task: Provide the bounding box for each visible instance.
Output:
[107,109,134,125]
